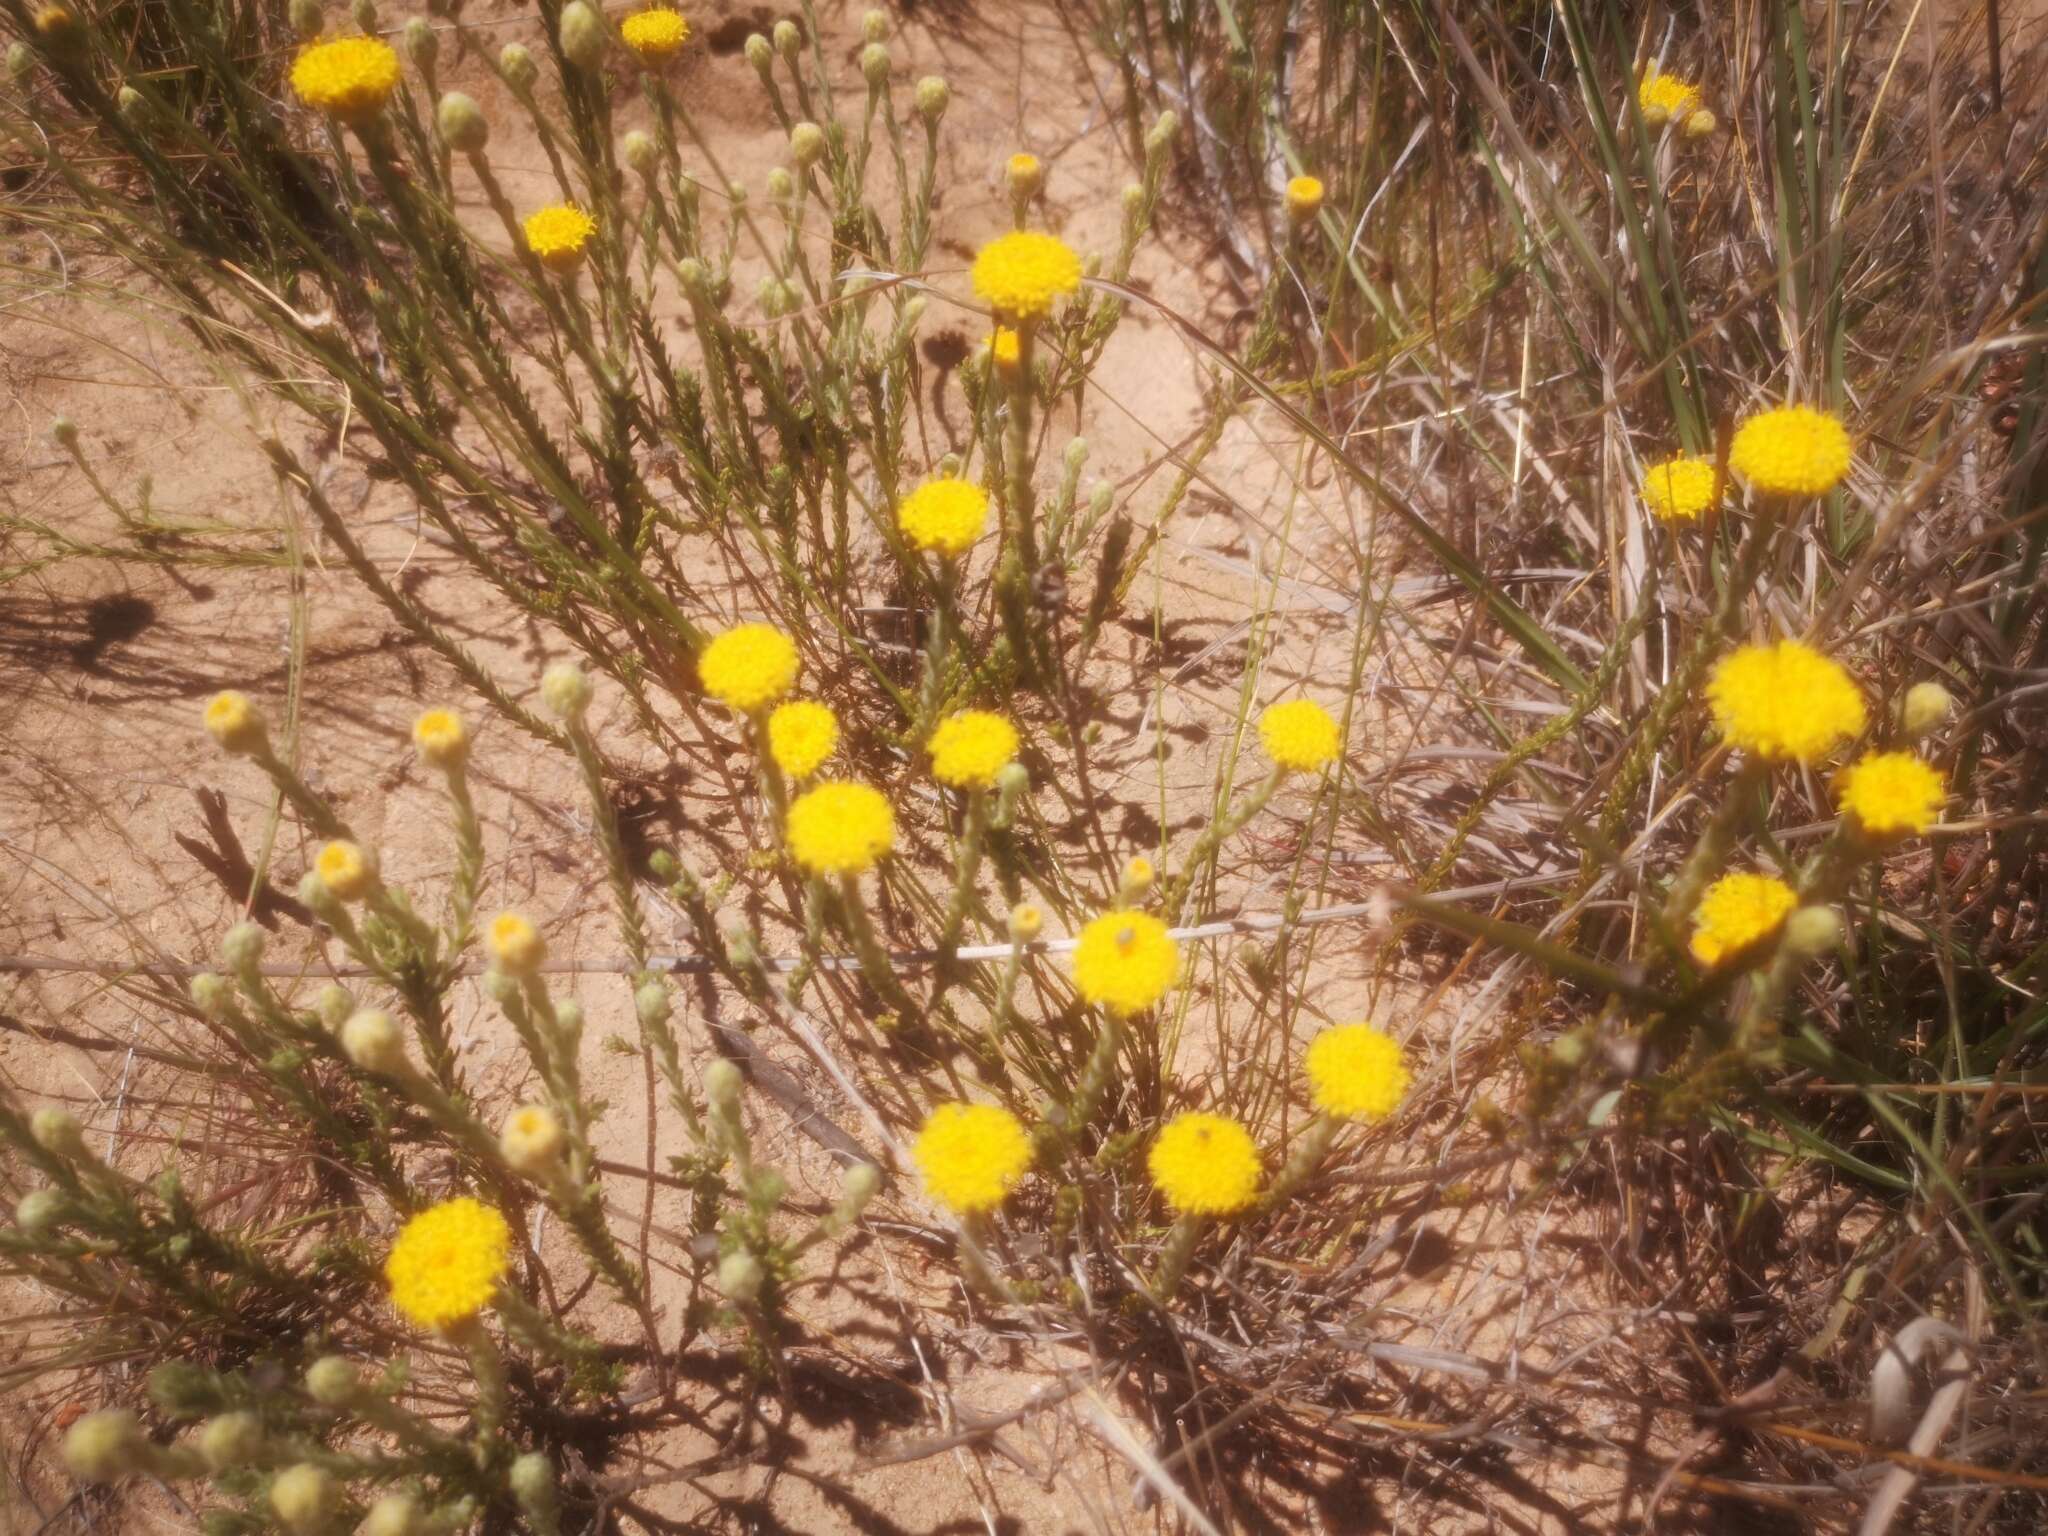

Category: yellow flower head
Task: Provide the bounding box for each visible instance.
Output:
[1259,698,1342,773]
[767,699,838,780]
[1148,1112,1261,1217]
[1837,750,1945,838]
[1638,69,1700,126]
[1005,152,1043,197]
[1728,406,1853,499]
[203,690,265,755]
[1072,909,1178,1015]
[499,1104,564,1178]
[1706,640,1866,765]
[990,327,1022,371]
[383,1197,511,1330]
[291,37,402,123]
[523,204,598,274]
[487,911,545,975]
[787,781,894,876]
[699,623,799,712]
[897,475,990,558]
[971,231,1082,320]
[927,710,1019,790]
[1641,456,1717,523]
[412,708,469,769]
[913,1102,1033,1215]
[619,7,689,61]
[1689,872,1797,967]
[1305,1023,1410,1123]
[1285,174,1324,220]
[315,840,374,903]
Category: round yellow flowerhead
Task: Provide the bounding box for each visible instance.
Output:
[1837,750,1945,838]
[1689,872,1797,967]
[1637,69,1700,126]
[1285,174,1324,221]
[699,623,799,712]
[1072,909,1178,1016]
[383,1196,511,1331]
[203,689,266,755]
[766,699,838,780]
[315,839,375,903]
[1259,698,1342,773]
[897,475,990,558]
[291,36,402,124]
[971,230,1082,321]
[1641,456,1717,523]
[1728,406,1853,499]
[1148,1112,1261,1217]
[928,710,1019,791]
[913,1101,1033,1215]
[620,7,689,61]
[523,204,598,275]
[487,911,545,975]
[1305,1023,1410,1123]
[787,781,894,876]
[1706,640,1866,765]
[412,708,468,769]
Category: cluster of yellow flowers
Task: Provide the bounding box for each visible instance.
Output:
[1641,404,1853,524]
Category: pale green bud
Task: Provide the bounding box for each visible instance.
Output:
[765,166,794,202]
[63,1410,143,1482]
[350,0,377,34]
[304,1355,361,1406]
[771,18,800,59]
[914,75,948,125]
[676,256,708,293]
[716,1250,764,1303]
[861,8,888,42]
[31,1108,85,1161]
[743,32,771,76]
[287,0,323,42]
[748,1167,787,1206]
[702,1057,741,1112]
[540,661,592,719]
[834,1161,881,1225]
[558,0,605,71]
[360,1493,423,1536]
[49,416,78,450]
[860,41,889,88]
[1901,681,1954,739]
[436,91,487,153]
[314,983,353,1030]
[15,1187,66,1233]
[498,42,537,91]
[634,981,671,1027]
[270,1463,336,1534]
[403,16,437,71]
[1144,110,1179,157]
[198,1411,264,1472]
[340,1010,410,1077]
[8,42,34,80]
[221,920,266,972]
[621,128,657,176]
[1064,437,1089,473]
[1783,906,1844,956]
[508,1453,557,1523]
[1120,182,1145,220]
[188,972,231,1017]
[789,120,825,168]
[116,84,146,123]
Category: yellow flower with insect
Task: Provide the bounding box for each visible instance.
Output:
[1072,909,1178,1015]
[1305,1023,1410,1123]
[1640,456,1717,523]
[619,7,689,61]
[1728,405,1853,499]
[487,911,545,975]
[291,36,402,124]
[786,782,894,876]
[412,708,468,769]
[970,230,1082,320]
[1637,69,1700,126]
[203,690,265,755]
[315,840,374,902]
[1837,750,1945,838]
[1149,1112,1261,1216]
[897,475,990,558]
[913,1102,1033,1215]
[1259,698,1342,773]
[1285,174,1324,220]
[927,710,1019,791]
[766,700,837,780]
[523,204,598,274]
[383,1197,511,1330]
[699,623,799,712]
[1689,872,1797,967]
[1706,641,1866,765]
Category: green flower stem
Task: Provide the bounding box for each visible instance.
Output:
[1043,1009,1127,1156]
[1163,764,1286,923]
[443,765,484,963]
[539,1164,648,1320]
[1260,1113,1337,1208]
[495,1284,607,1369]
[997,320,1041,681]
[835,874,927,1033]
[1148,1214,1204,1302]
[934,789,992,976]
[250,741,350,842]
[450,1315,508,1447]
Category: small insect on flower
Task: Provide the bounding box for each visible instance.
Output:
[1728,405,1853,499]
[1837,750,1946,838]
[1072,909,1178,1015]
[1149,1112,1261,1217]
[1689,872,1798,967]
[315,840,375,903]
[913,1102,1033,1215]
[1259,698,1342,773]
[619,6,689,61]
[699,623,799,712]
[203,689,266,755]
[1637,68,1700,126]
[412,708,469,769]
[523,204,598,275]
[1305,1023,1410,1123]
[971,230,1082,320]
[767,699,838,780]
[927,710,1019,791]
[291,36,402,123]
[897,475,990,558]
[487,911,546,975]
[383,1196,511,1330]
[1706,640,1866,765]
[1640,455,1718,523]
[1285,174,1324,222]
[786,781,895,876]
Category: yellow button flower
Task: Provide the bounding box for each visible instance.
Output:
[499,1104,564,1179]
[787,781,894,876]
[412,708,468,769]
[315,840,374,902]
[1258,698,1342,773]
[1688,872,1797,967]
[1640,455,1717,523]
[1072,909,1178,1015]
[897,475,990,558]
[766,699,838,780]
[913,1102,1033,1215]
[927,710,1019,791]
[1728,405,1853,499]
[1304,1023,1410,1123]
[1638,69,1700,126]
[1837,750,1945,838]
[203,690,266,755]
[1148,1112,1261,1217]
[487,911,545,975]
[970,231,1082,320]
[619,6,689,61]
[1285,174,1324,221]
[523,204,598,275]
[383,1197,511,1331]
[699,622,798,712]
[1706,640,1866,765]
[291,37,402,124]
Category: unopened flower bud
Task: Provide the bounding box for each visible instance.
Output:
[1285,173,1324,223]
[63,1410,143,1482]
[1783,906,1844,956]
[313,840,374,903]
[1144,110,1178,157]
[914,75,948,125]
[287,0,323,42]
[203,689,266,754]
[221,920,267,971]
[621,128,657,176]
[360,1493,423,1536]
[15,1187,66,1234]
[789,120,825,168]
[198,1411,264,1472]
[860,41,889,87]
[482,969,519,1007]
[634,981,671,1027]
[765,166,794,202]
[8,42,35,80]
[188,972,231,1018]
[486,912,545,976]
[32,1107,86,1161]
[297,871,329,912]
[772,18,800,59]
[1682,108,1717,139]
[340,1010,411,1077]
[551,997,583,1039]
[271,1463,336,1534]
[702,1057,741,1113]
[303,1355,361,1406]
[1005,151,1042,202]
[722,918,758,969]
[1008,902,1043,942]
[436,91,488,153]
[311,984,352,1030]
[1121,182,1145,220]
[835,1161,881,1224]
[1901,681,1953,739]
[716,1250,764,1303]
[1063,437,1089,474]
[116,85,147,122]
[350,0,377,34]
[508,1454,557,1525]
[540,661,592,720]
[498,42,536,90]
[403,17,438,71]
[861,8,888,42]
[559,0,605,71]
[33,3,79,40]
[499,1104,564,1178]
[1118,856,1155,904]
[743,31,771,75]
